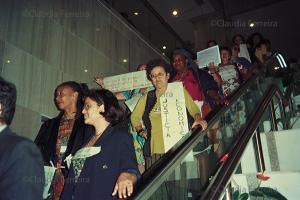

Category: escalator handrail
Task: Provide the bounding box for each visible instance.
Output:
[131,72,269,199]
[200,84,280,199]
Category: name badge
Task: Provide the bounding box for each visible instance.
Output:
[60,145,67,154]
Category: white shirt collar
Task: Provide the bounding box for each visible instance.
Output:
[0,124,7,133]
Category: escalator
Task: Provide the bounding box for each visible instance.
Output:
[130,72,295,200]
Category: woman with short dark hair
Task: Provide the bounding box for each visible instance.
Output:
[131,59,207,169]
[61,89,139,200]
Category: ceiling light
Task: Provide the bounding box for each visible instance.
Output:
[134,12,139,16]
[172,10,178,16]
[249,22,255,27]
[162,52,166,56]
[6,60,11,63]
[162,46,166,50]
[123,59,128,63]
[84,69,88,72]
[95,27,101,31]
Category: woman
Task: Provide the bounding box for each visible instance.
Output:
[35,81,91,200]
[232,34,245,46]
[208,47,242,98]
[131,59,207,169]
[61,89,139,200]
[95,63,152,174]
[208,47,246,144]
[231,44,253,80]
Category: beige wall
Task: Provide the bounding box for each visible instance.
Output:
[0,0,166,140]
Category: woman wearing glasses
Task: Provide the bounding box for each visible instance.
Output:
[61,89,139,200]
[130,59,207,170]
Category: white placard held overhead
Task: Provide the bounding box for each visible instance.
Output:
[238,44,251,62]
[197,45,221,68]
[160,82,189,153]
[103,70,152,92]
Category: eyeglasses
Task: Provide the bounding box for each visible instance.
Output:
[83,104,91,111]
[150,72,166,80]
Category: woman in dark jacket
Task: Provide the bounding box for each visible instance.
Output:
[61,89,139,200]
[34,81,92,200]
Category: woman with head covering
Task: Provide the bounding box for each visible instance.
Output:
[171,48,223,119]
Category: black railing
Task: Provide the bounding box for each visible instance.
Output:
[131,72,270,199]
[130,63,295,199]
[200,84,278,199]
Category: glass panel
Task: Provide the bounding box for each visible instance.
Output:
[139,77,275,200]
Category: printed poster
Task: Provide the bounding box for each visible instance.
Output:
[197,45,221,68]
[103,70,152,92]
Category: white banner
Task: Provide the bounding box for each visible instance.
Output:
[103,70,152,92]
[160,82,189,152]
[197,45,221,68]
[238,44,251,62]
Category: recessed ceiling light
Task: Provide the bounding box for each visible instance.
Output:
[249,22,255,27]
[123,59,128,63]
[84,69,88,72]
[172,10,178,16]
[162,52,166,56]
[6,60,11,63]
[162,46,167,50]
[134,12,139,16]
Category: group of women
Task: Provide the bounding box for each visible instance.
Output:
[36,31,271,200]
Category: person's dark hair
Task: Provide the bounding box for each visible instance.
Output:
[206,40,217,48]
[232,34,245,44]
[146,59,171,81]
[220,46,232,55]
[247,32,264,50]
[54,81,88,115]
[264,39,271,51]
[0,77,17,125]
[136,63,147,71]
[85,89,125,125]
[254,40,269,51]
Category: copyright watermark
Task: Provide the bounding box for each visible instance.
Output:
[22,9,90,18]
[210,19,278,28]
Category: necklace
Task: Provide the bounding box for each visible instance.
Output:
[86,131,104,147]
[63,112,76,121]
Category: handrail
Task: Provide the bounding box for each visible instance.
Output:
[131,72,267,199]
[200,84,279,199]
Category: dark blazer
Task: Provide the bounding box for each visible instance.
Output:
[34,113,94,176]
[191,68,223,110]
[61,125,139,200]
[0,127,44,200]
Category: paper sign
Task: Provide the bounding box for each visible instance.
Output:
[238,44,251,62]
[160,82,189,152]
[103,71,152,92]
[43,166,56,199]
[125,94,142,112]
[197,45,221,68]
